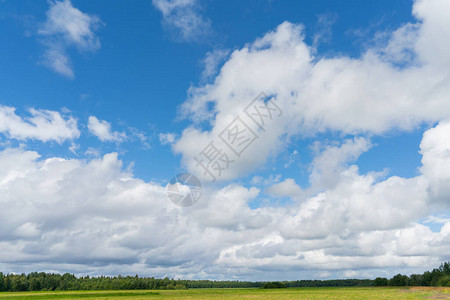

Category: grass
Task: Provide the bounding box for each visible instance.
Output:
[0,287,449,299]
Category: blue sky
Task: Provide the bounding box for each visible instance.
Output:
[0,0,418,183]
[1,0,450,281]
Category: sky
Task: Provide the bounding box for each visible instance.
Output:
[1,0,450,281]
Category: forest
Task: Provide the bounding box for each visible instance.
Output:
[1,262,450,291]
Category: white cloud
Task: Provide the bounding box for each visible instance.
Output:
[38,0,102,78]
[0,105,80,143]
[85,147,100,157]
[284,149,299,168]
[41,44,74,78]
[419,120,450,204]
[14,222,41,238]
[267,178,302,198]
[201,49,229,81]
[312,13,337,52]
[251,174,281,186]
[152,0,211,41]
[87,116,127,143]
[128,127,151,149]
[174,0,450,181]
[309,137,372,189]
[0,122,450,279]
[159,132,176,145]
[413,0,450,70]
[69,142,79,154]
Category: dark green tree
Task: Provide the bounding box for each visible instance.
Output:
[409,274,423,286]
[0,272,4,291]
[262,282,287,289]
[374,277,388,286]
[436,275,450,287]
[389,274,408,286]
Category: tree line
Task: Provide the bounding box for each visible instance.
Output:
[374,262,450,287]
[1,262,450,291]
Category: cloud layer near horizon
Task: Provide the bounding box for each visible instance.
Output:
[1,120,450,280]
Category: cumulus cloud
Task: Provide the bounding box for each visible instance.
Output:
[38,0,102,78]
[216,121,450,276]
[0,105,80,143]
[87,116,127,143]
[309,137,372,189]
[267,178,303,199]
[152,0,211,41]
[419,120,450,204]
[174,0,450,181]
[1,120,450,279]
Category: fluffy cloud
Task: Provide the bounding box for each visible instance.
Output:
[214,121,450,276]
[152,0,450,277]
[152,0,211,41]
[419,120,450,204]
[38,0,102,78]
[87,116,127,143]
[309,137,372,189]
[174,0,450,181]
[266,178,303,199]
[0,105,79,143]
[1,121,450,279]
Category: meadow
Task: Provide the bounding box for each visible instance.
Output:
[0,287,449,299]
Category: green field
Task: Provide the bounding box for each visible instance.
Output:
[0,287,449,299]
